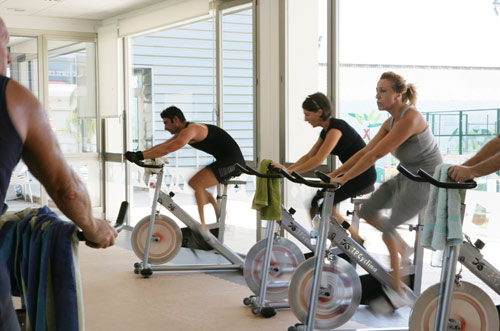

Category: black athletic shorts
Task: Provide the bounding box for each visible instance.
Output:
[208,160,244,182]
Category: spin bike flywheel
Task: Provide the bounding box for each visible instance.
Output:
[131,214,182,265]
[244,237,305,302]
[288,256,361,330]
[409,281,499,331]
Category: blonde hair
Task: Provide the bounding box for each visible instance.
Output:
[380,71,417,105]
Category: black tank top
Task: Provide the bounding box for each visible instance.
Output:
[0,75,23,210]
[187,123,244,164]
[319,118,366,164]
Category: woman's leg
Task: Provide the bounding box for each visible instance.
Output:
[382,232,403,292]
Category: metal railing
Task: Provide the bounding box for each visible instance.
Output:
[423,108,500,155]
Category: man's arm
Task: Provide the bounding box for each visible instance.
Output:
[448,136,500,181]
[141,125,201,159]
[463,136,500,167]
[6,80,117,248]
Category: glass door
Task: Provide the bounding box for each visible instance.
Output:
[45,38,100,212]
[125,2,256,253]
[5,36,40,206]
[128,17,217,227]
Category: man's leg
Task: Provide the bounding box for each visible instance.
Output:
[188,167,219,225]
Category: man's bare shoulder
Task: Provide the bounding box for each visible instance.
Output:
[5,79,44,143]
[181,122,208,143]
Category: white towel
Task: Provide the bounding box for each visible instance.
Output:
[422,164,463,250]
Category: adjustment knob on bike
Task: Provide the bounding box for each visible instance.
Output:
[341,221,350,230]
[288,207,296,215]
[474,239,485,250]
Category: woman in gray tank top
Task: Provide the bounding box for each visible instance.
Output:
[328,72,442,308]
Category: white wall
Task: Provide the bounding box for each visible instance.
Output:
[256,0,281,163]
[97,23,122,118]
[285,0,320,162]
[2,14,97,33]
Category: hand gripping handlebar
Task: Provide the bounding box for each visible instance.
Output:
[76,201,129,242]
[397,164,477,189]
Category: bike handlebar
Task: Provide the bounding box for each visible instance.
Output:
[76,201,129,242]
[236,163,339,189]
[127,159,164,169]
[290,171,340,190]
[235,163,281,178]
[397,164,477,189]
[266,165,304,183]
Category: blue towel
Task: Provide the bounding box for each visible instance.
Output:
[0,207,83,331]
[251,159,282,220]
[422,164,463,250]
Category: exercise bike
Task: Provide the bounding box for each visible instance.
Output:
[128,159,244,277]
[287,170,419,331]
[236,163,375,318]
[398,164,500,331]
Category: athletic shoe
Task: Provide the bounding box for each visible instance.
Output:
[400,245,414,266]
[382,286,415,309]
[367,295,395,315]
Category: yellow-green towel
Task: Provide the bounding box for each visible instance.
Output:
[251,159,282,220]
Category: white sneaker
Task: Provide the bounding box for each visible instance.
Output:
[368,296,395,316]
[199,224,210,237]
[400,245,414,265]
[383,286,415,309]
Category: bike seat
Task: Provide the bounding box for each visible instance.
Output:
[221,179,247,186]
[357,184,375,196]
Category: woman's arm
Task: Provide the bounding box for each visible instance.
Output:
[289,129,342,173]
[332,110,425,184]
[271,136,322,172]
[329,119,390,178]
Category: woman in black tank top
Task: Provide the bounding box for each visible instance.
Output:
[272,92,376,244]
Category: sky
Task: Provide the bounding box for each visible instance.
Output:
[318,0,500,67]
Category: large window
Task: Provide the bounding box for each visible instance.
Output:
[337,0,500,296]
[47,39,100,207]
[6,36,39,204]
[8,36,38,97]
[338,0,500,183]
[47,40,97,154]
[222,8,255,161]
[127,3,256,253]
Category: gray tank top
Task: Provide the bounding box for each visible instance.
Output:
[389,105,442,173]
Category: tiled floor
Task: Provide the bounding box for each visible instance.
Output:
[6,197,500,330]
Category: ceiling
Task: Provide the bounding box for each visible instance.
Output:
[0,0,168,21]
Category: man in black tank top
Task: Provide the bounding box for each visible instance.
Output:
[125,106,244,227]
[0,17,118,331]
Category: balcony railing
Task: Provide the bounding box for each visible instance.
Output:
[423,108,500,155]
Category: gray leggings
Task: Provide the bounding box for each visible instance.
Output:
[359,174,430,235]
